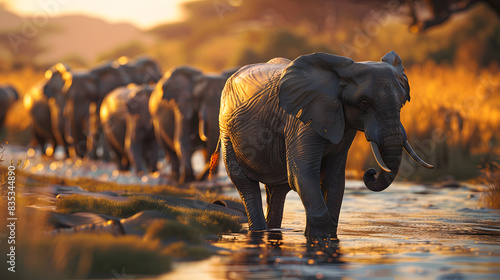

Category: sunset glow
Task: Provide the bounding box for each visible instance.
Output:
[0,0,187,28]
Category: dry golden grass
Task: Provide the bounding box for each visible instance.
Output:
[479,162,500,209]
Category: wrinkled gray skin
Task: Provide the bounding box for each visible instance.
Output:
[149,66,233,183]
[0,84,19,129]
[28,64,71,155]
[64,57,162,159]
[218,52,433,238]
[100,85,158,174]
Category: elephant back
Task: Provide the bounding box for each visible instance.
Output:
[220,63,286,124]
[100,85,135,123]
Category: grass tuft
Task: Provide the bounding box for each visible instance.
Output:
[479,161,500,209]
[56,195,168,218]
[144,219,202,244]
[161,241,213,261]
[56,194,242,234]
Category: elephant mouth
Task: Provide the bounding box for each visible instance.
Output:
[369,140,434,171]
[365,138,433,192]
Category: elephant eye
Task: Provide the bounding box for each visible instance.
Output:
[360,99,368,106]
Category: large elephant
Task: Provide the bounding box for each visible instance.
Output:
[25,63,71,155]
[214,52,433,238]
[0,84,19,129]
[149,66,233,183]
[100,84,158,174]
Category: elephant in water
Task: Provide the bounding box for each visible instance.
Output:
[100,84,158,174]
[63,56,162,159]
[24,63,71,156]
[0,84,19,130]
[213,52,433,238]
[149,66,235,183]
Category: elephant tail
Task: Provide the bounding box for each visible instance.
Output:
[208,137,221,180]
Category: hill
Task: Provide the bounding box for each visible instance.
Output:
[0,7,154,68]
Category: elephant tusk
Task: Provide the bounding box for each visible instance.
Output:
[404,140,434,169]
[370,141,391,173]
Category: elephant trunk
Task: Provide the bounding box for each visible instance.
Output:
[363,129,404,192]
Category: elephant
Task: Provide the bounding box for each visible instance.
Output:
[25,63,71,156]
[149,66,234,183]
[213,51,433,238]
[64,56,162,159]
[100,84,158,174]
[0,84,19,129]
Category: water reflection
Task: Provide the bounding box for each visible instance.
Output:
[210,184,500,280]
[215,231,346,279]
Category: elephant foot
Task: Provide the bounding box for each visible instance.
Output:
[304,216,334,238]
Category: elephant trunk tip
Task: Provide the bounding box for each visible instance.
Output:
[363,168,384,192]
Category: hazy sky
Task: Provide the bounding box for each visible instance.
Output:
[0,0,189,29]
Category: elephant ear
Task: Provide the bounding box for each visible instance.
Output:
[381,51,410,104]
[278,53,354,144]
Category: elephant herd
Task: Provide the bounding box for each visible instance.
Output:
[4,51,437,237]
[21,56,237,183]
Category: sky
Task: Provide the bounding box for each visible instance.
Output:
[0,0,189,29]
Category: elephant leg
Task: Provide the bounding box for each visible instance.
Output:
[223,137,266,231]
[101,134,114,162]
[118,151,130,171]
[62,142,70,158]
[320,154,347,239]
[286,128,332,237]
[153,117,179,179]
[164,146,180,180]
[176,118,195,183]
[320,130,356,238]
[146,139,159,173]
[107,138,128,171]
[101,135,112,161]
[121,157,131,171]
[87,106,98,159]
[33,128,48,155]
[128,134,147,175]
[265,183,291,229]
[74,118,87,158]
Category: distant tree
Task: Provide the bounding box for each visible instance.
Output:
[352,0,499,32]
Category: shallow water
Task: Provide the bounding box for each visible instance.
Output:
[3,145,500,279]
[164,182,500,280]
